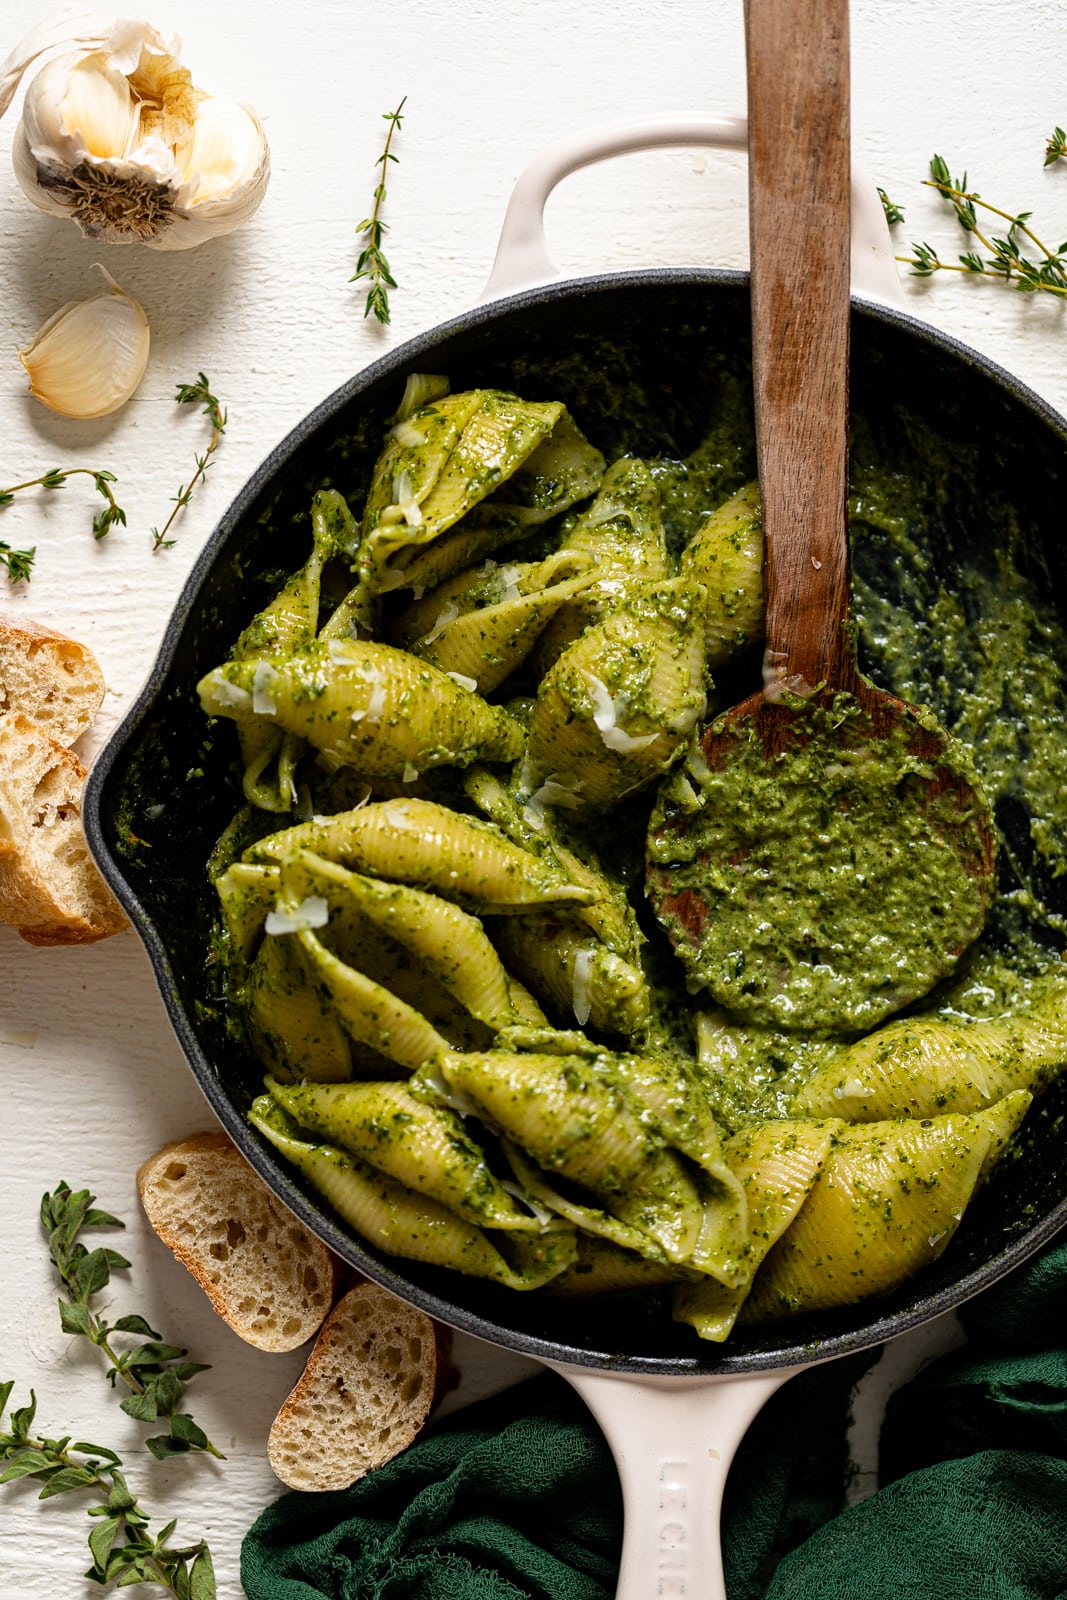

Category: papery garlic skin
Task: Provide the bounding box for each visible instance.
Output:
[2,16,269,249]
[19,265,150,418]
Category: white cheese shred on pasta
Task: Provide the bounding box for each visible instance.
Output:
[522,772,584,830]
[265,895,330,936]
[580,671,659,754]
[497,564,524,603]
[252,661,280,716]
[833,1078,876,1101]
[388,420,426,447]
[501,1180,556,1229]
[203,672,253,713]
[391,468,424,527]
[571,947,595,1026]
[420,602,459,646]
[402,762,420,783]
[348,662,387,724]
[446,671,479,693]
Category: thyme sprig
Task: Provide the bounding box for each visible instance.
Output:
[351,96,407,324]
[0,1386,215,1596]
[1045,126,1067,167]
[40,1183,223,1462]
[0,540,36,583]
[151,374,227,551]
[895,154,1067,298]
[0,467,126,581]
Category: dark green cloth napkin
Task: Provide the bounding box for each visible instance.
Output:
[242,1238,1067,1600]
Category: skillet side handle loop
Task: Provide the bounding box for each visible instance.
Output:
[550,1363,802,1600]
[482,115,902,305]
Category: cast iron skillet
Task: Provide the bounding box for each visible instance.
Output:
[84,129,1067,1598]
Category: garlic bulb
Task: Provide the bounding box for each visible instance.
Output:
[0,12,269,249]
[19,264,150,418]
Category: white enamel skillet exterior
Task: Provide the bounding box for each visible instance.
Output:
[469,112,905,1600]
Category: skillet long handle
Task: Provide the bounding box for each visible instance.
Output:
[552,1364,799,1600]
[745,0,853,688]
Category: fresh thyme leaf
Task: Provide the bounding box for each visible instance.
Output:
[351,96,407,324]
[150,374,227,552]
[1045,126,1067,166]
[877,186,905,226]
[0,541,35,583]
[895,153,1067,298]
[0,466,125,577]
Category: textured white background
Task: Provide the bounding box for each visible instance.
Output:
[1,0,1066,1595]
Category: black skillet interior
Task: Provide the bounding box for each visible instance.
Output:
[84,269,1067,1376]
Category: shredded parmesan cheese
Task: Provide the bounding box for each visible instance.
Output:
[420,602,459,646]
[252,661,280,716]
[265,896,330,936]
[581,671,659,754]
[571,947,595,1026]
[446,671,478,693]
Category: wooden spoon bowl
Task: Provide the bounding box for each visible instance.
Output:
[646,0,996,1034]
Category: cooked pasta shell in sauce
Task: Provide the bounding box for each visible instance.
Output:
[672,1118,836,1341]
[430,1049,662,1195]
[289,849,523,1030]
[492,912,649,1037]
[549,1235,696,1296]
[478,407,606,525]
[295,927,452,1073]
[792,994,1067,1121]
[226,488,352,811]
[521,576,708,810]
[246,931,353,1083]
[264,1077,546,1230]
[533,456,670,671]
[396,552,598,694]
[361,391,564,594]
[198,638,524,777]
[678,480,764,668]
[246,798,595,914]
[214,861,280,963]
[743,1092,1031,1323]
[249,1097,577,1289]
[501,1139,673,1259]
[462,764,642,960]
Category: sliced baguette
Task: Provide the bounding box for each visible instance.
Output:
[0,710,127,944]
[268,1279,437,1490]
[0,616,106,746]
[137,1132,341,1352]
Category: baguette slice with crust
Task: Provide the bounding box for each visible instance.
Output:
[268,1279,437,1490]
[0,616,106,746]
[137,1132,341,1352]
[0,710,127,944]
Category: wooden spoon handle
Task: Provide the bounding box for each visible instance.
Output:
[745,0,853,689]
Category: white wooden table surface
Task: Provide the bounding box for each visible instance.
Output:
[1,0,1065,1594]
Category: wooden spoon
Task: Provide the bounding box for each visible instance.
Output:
[646,0,996,1034]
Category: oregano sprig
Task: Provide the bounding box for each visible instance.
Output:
[0,1384,215,1597]
[0,467,126,581]
[40,1182,223,1462]
[351,96,407,324]
[151,374,227,552]
[894,154,1067,298]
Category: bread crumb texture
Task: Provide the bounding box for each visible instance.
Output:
[268,1280,436,1491]
[138,1132,338,1352]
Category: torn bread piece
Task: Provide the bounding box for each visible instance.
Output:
[0,710,127,944]
[137,1131,341,1352]
[0,616,106,746]
[268,1278,438,1490]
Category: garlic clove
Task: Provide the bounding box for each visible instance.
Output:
[18,265,150,420]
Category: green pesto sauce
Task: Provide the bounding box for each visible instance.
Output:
[647,693,991,1034]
